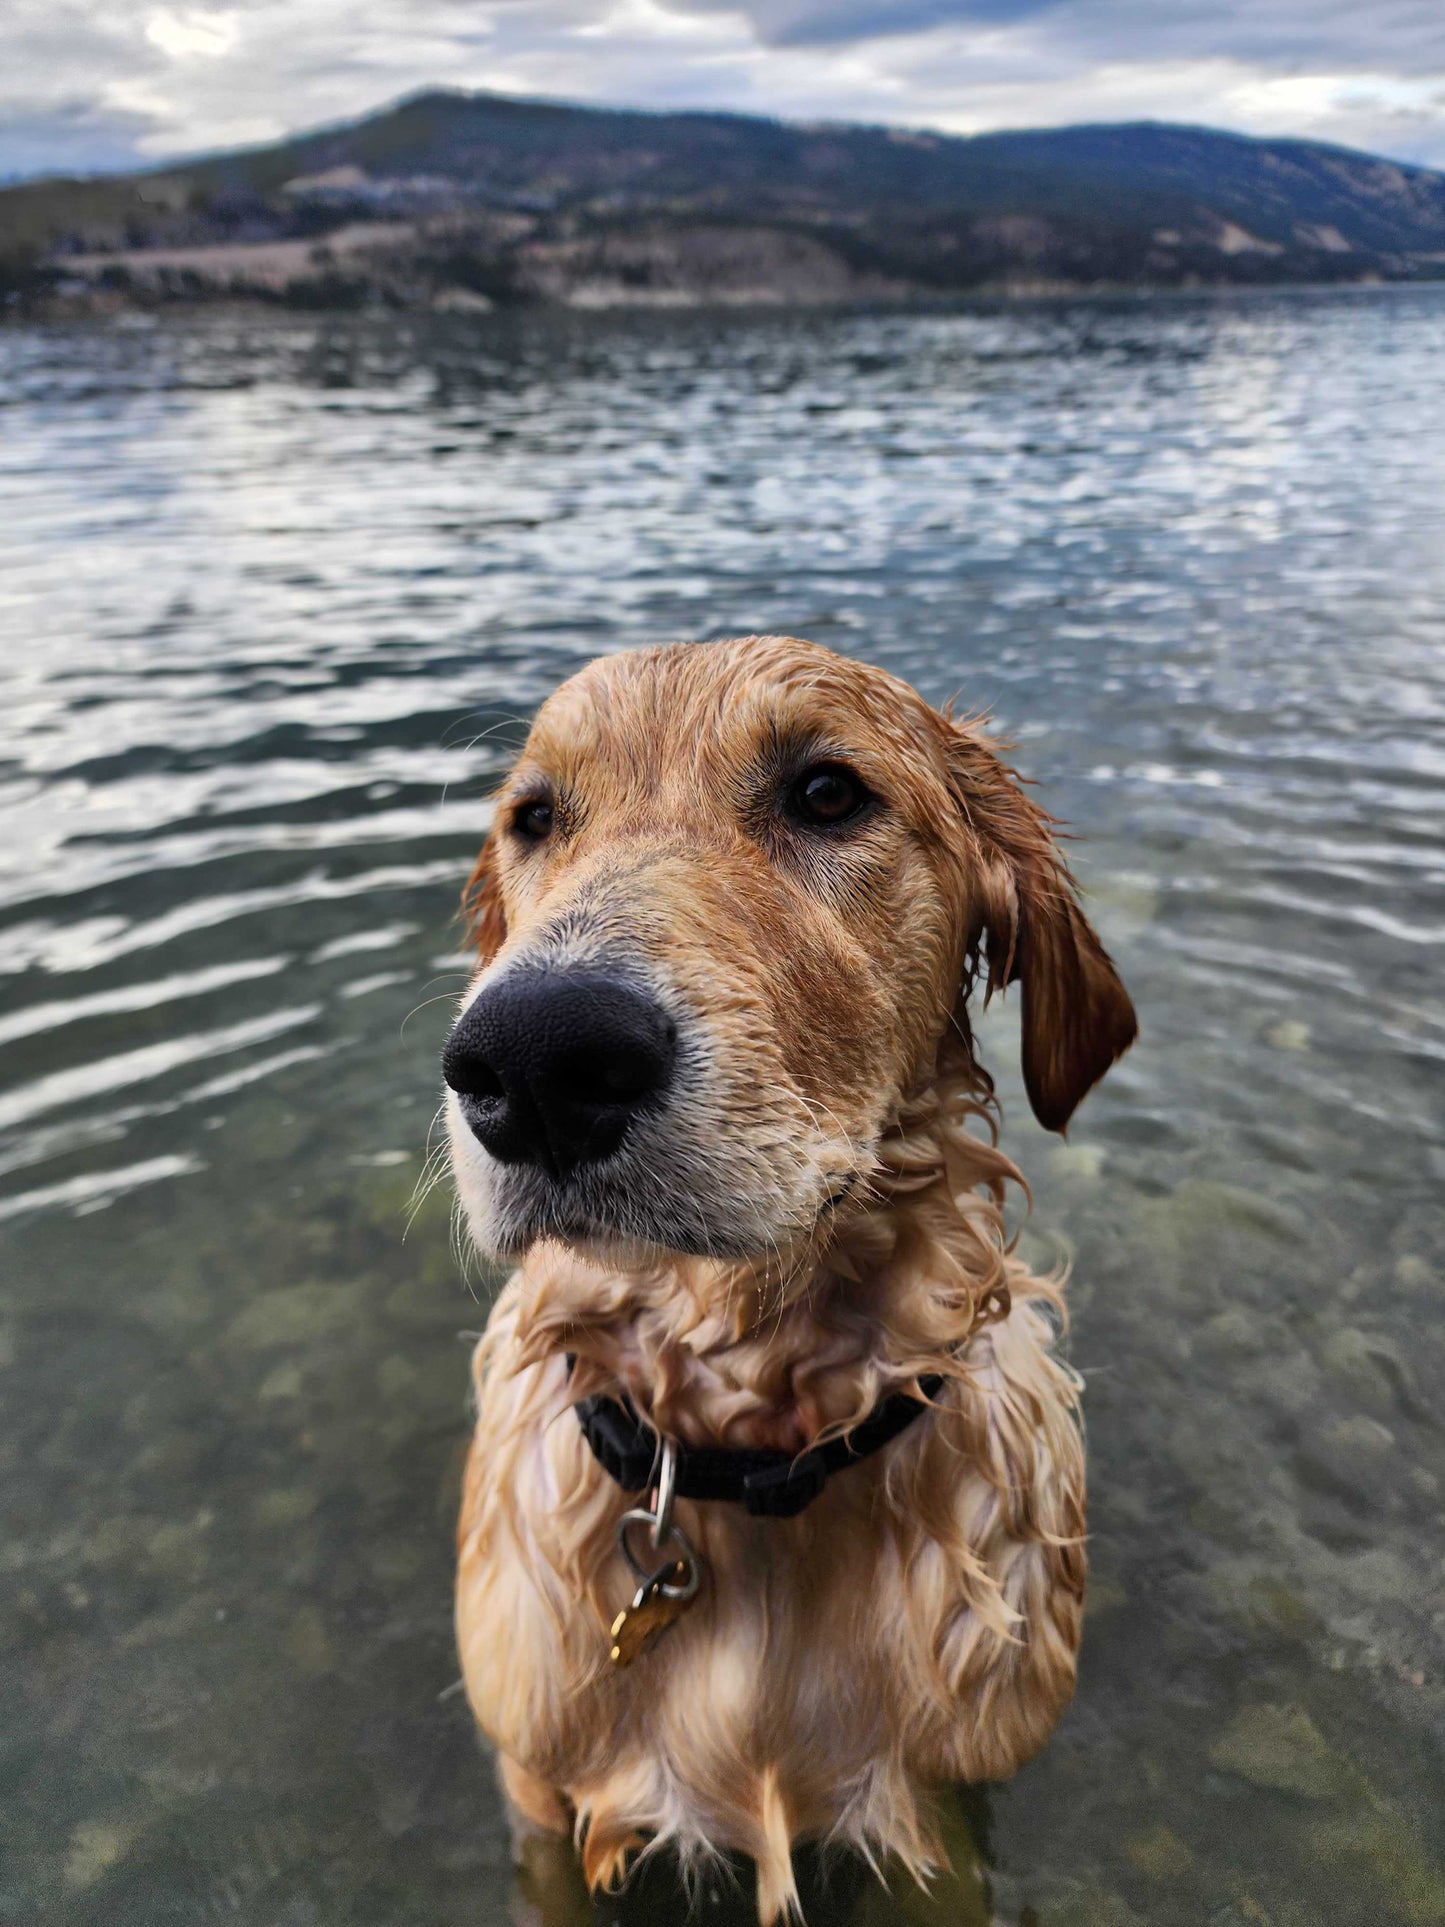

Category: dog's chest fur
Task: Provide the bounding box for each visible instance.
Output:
[455,1252,1086,1915]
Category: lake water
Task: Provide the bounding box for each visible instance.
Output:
[2,289,1443,1927]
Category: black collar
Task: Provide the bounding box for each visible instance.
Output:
[571,1371,944,1520]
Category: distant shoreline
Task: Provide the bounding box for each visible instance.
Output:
[7,269,1445,329]
[6,95,1445,327]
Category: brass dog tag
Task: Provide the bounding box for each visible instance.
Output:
[609,1560,695,1667]
[608,1447,704,1669]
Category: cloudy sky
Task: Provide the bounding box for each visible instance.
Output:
[7,0,1445,181]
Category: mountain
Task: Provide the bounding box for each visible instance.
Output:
[5,89,1445,314]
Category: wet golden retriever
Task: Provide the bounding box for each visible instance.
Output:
[443,635,1136,1920]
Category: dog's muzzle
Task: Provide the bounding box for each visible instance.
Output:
[442,969,678,1182]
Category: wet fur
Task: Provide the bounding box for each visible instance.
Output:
[447,637,1135,1920]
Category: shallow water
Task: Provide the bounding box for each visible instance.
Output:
[1,290,1443,1927]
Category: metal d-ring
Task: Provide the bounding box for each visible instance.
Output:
[650,1435,678,1549]
[617,1508,700,1605]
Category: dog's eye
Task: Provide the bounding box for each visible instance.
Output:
[511,799,554,841]
[788,763,871,828]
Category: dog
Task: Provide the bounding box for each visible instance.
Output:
[443,635,1136,1921]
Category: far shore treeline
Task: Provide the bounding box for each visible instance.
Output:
[5,88,1445,319]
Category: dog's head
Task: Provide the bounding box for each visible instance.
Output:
[444,637,1135,1263]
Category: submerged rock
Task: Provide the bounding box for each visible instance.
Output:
[1124,1825,1194,1879]
[1039,1891,1149,1927]
[1263,1019,1311,1051]
[1206,1561,1317,1637]
[64,1818,136,1891]
[1392,1254,1435,1293]
[1208,1704,1358,1802]
[1319,1327,1412,1415]
[1052,1141,1108,1181]
[250,1486,319,1530]
[223,1280,363,1352]
[1193,1307,1289,1362]
[1295,1415,1397,1506]
[284,1604,335,1676]
[1304,1804,1445,1927]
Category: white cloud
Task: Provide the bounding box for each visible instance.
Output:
[145,8,240,62]
[2,0,1444,181]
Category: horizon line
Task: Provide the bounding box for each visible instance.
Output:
[3,81,1440,195]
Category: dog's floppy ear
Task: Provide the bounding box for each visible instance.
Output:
[460,831,507,966]
[946,720,1136,1133]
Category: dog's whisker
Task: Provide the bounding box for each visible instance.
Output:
[399,983,472,1040]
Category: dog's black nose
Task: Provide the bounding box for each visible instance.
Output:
[443,971,676,1180]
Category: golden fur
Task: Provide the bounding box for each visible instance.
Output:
[446,636,1136,1920]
